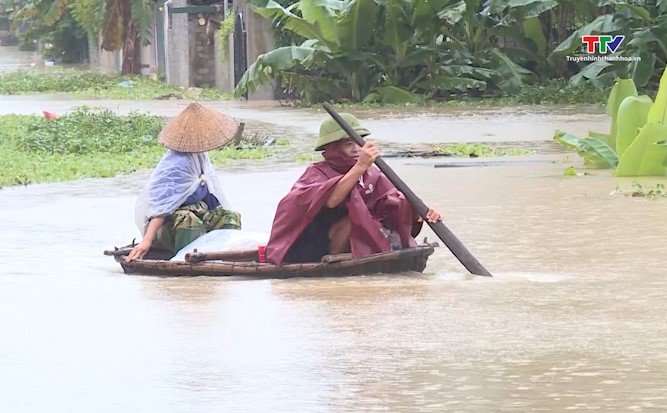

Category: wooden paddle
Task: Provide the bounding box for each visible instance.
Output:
[323,103,493,277]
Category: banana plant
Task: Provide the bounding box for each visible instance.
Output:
[553,129,618,168]
[615,94,652,156]
[11,0,152,74]
[616,65,667,176]
[236,0,383,101]
[436,0,540,90]
[555,66,667,177]
[616,123,667,176]
[237,0,560,103]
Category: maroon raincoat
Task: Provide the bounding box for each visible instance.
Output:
[265,141,423,265]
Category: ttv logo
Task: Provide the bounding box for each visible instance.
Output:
[582,35,624,54]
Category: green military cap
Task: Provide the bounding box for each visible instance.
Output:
[315,113,371,151]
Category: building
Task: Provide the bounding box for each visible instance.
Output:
[89,0,275,100]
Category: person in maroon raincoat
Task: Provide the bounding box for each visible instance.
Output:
[265,113,442,265]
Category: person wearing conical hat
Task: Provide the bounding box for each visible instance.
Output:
[128,103,243,262]
[264,113,442,265]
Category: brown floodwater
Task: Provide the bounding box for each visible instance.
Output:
[1,156,667,412]
[1,49,664,409]
[0,94,610,147]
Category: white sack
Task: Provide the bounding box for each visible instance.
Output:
[170,229,270,262]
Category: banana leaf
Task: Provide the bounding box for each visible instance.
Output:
[616,123,667,177]
[589,130,611,146]
[521,16,546,56]
[411,0,449,27]
[437,0,466,25]
[647,65,667,124]
[247,0,330,48]
[627,50,656,88]
[487,49,534,90]
[554,130,618,169]
[366,85,426,104]
[297,0,341,48]
[550,14,617,56]
[616,94,653,157]
[383,0,412,59]
[606,78,638,150]
[234,46,318,97]
[615,1,652,21]
[491,0,559,24]
[568,60,612,87]
[337,0,377,50]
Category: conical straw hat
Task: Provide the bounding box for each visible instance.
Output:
[158,102,239,153]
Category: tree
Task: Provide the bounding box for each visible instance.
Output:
[9,0,152,74]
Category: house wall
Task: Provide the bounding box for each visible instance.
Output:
[233,0,275,100]
[189,17,216,88]
[215,31,235,93]
[139,44,152,74]
[85,0,275,98]
[166,0,190,87]
[88,34,121,73]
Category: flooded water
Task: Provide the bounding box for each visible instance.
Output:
[2,155,667,412]
[0,45,38,71]
[0,94,610,147]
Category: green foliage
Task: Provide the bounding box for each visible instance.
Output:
[612,182,667,199]
[236,0,569,104]
[9,108,163,155]
[69,0,104,34]
[555,67,667,177]
[605,77,639,149]
[616,94,653,156]
[0,108,270,186]
[554,130,618,169]
[434,143,532,157]
[14,1,88,63]
[563,165,590,176]
[236,0,667,104]
[0,68,231,100]
[483,79,611,105]
[616,123,667,176]
[217,11,235,55]
[304,79,611,108]
[8,0,155,73]
[41,22,87,62]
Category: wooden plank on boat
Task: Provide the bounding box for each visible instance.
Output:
[185,248,258,263]
[321,253,353,263]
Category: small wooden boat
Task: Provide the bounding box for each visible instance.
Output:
[103,240,438,279]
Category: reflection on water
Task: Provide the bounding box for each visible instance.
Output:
[1,154,667,411]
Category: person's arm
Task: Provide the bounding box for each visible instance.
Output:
[126,216,166,261]
[325,164,367,208]
[325,142,379,208]
[142,216,167,245]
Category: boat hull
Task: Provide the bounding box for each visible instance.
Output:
[104,243,437,279]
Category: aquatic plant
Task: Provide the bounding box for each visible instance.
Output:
[434,144,532,157]
[0,108,270,186]
[0,68,231,100]
[554,66,667,177]
[610,183,667,199]
[563,166,589,176]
